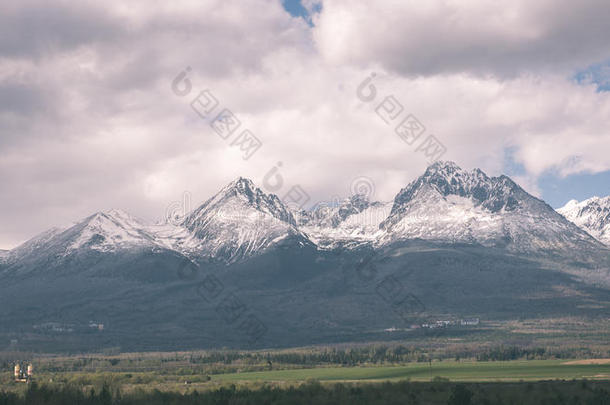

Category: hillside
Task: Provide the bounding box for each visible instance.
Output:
[0,163,608,351]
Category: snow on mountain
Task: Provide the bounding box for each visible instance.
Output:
[379,161,604,253]
[5,178,310,267]
[6,209,160,265]
[181,177,308,262]
[558,197,610,246]
[66,209,158,253]
[297,195,392,248]
[6,167,608,270]
[297,194,372,228]
[6,226,66,262]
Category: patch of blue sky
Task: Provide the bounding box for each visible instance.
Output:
[281,0,321,26]
[574,59,610,92]
[502,147,609,208]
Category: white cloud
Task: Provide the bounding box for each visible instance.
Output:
[313,0,610,77]
[0,0,609,248]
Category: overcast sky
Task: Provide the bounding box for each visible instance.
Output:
[1,0,610,249]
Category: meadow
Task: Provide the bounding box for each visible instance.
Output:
[211,359,610,383]
[1,345,609,403]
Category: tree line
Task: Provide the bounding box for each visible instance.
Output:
[1,380,609,405]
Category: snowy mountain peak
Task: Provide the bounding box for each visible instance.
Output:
[104,208,134,220]
[68,208,153,252]
[425,160,464,175]
[379,162,602,253]
[562,196,610,210]
[2,209,156,266]
[181,177,302,262]
[385,162,525,229]
[221,176,257,197]
[558,196,610,246]
[422,161,489,185]
[186,177,295,228]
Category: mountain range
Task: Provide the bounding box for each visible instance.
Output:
[1,162,609,352]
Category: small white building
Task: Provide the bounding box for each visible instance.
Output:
[460,318,480,326]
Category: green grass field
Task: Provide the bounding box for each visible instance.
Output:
[211,360,610,383]
[2,351,609,396]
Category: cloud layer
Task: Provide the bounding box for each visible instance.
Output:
[1,0,609,248]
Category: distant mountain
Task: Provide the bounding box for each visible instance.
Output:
[1,163,609,352]
[0,209,188,283]
[558,197,610,246]
[4,210,165,266]
[5,163,605,267]
[379,162,604,255]
[3,179,311,270]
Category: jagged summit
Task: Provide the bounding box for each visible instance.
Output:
[398,161,524,213]
[558,196,610,246]
[103,208,134,219]
[561,196,610,212]
[380,162,603,253]
[181,177,302,262]
[425,160,462,172]
[184,177,295,229]
[335,194,372,223]
[218,177,258,198]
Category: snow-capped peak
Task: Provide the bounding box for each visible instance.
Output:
[189,177,295,227]
[67,209,154,252]
[3,208,158,266]
[181,177,304,262]
[398,160,523,214]
[379,162,602,253]
[558,196,610,246]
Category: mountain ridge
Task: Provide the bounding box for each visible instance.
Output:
[3,162,608,266]
[1,162,609,351]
